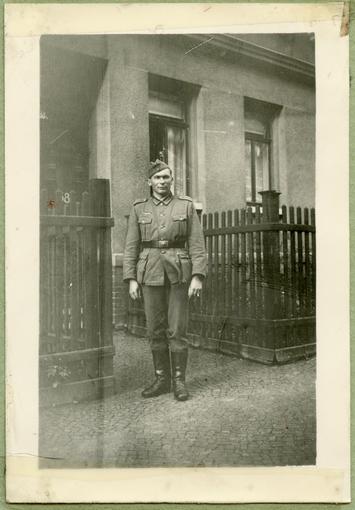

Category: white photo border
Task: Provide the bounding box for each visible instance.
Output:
[5,2,350,503]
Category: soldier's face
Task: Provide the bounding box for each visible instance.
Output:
[148,168,173,197]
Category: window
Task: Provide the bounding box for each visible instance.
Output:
[149,75,189,196]
[244,98,280,205]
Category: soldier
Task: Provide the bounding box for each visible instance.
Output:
[123,160,207,401]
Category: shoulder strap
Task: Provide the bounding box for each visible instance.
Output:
[133,198,148,206]
[177,195,193,202]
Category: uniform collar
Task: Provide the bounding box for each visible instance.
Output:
[151,192,173,206]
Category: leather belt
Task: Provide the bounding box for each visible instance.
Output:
[141,240,186,249]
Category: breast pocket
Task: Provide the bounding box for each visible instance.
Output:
[172,214,187,239]
[138,214,152,241]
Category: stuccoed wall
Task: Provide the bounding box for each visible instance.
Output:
[282,107,316,208]
[89,68,111,181]
[107,45,150,255]
[201,89,246,212]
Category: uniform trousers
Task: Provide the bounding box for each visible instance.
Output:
[142,274,189,353]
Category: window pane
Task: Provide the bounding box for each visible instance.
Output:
[167,125,186,195]
[255,141,269,199]
[245,139,252,203]
[149,117,167,162]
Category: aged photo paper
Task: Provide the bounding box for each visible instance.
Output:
[5,2,350,503]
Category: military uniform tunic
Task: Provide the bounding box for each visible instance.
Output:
[123,192,207,353]
[123,193,207,285]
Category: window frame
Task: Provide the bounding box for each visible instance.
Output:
[245,131,272,205]
[244,97,282,206]
[149,112,189,195]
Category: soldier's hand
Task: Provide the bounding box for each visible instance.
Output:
[188,275,203,299]
[129,279,141,300]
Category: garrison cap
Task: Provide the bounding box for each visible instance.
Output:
[148,159,170,179]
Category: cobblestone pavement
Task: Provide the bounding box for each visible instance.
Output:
[40,331,316,468]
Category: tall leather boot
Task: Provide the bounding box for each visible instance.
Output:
[171,350,189,401]
[142,348,171,398]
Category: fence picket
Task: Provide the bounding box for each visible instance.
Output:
[62,232,70,349]
[49,235,56,341]
[227,210,233,317]
[70,226,80,348]
[233,209,240,315]
[221,211,226,317]
[207,213,213,321]
[55,189,64,215]
[255,205,263,319]
[289,206,296,317]
[213,212,220,344]
[304,208,310,315]
[240,209,247,322]
[311,208,316,311]
[248,207,256,318]
[69,190,77,216]
[54,228,64,353]
[201,213,208,341]
[281,205,290,323]
[40,225,47,354]
[81,191,90,216]
[296,207,304,315]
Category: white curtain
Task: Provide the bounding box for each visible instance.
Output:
[167,125,186,196]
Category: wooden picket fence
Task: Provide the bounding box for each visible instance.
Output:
[40,179,115,405]
[128,191,316,364]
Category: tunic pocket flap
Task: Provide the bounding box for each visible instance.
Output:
[138,214,152,224]
[177,253,192,283]
[173,214,187,221]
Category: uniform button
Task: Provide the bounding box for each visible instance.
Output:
[161,250,166,254]
[160,225,165,229]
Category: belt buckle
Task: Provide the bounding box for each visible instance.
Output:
[158,240,168,248]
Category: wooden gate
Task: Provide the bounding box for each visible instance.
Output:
[40,179,115,405]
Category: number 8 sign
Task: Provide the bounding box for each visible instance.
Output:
[62,192,71,204]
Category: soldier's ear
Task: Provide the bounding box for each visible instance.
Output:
[148,179,152,187]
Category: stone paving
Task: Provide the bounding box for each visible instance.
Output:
[39,331,316,468]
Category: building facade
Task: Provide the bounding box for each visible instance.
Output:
[40,33,315,327]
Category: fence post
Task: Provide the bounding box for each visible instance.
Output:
[88,179,113,347]
[260,190,280,223]
[259,191,281,327]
